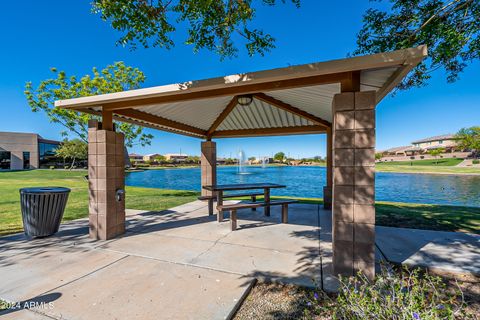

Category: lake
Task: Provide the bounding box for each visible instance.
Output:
[125,166,480,207]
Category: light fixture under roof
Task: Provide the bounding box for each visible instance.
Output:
[237,95,253,106]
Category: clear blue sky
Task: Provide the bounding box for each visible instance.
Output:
[1,1,479,159]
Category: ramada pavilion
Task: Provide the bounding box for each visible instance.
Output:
[55,46,427,279]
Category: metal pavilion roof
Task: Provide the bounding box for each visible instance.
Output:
[55,46,427,139]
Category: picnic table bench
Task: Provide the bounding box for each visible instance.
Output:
[201,183,297,230]
[198,192,263,215]
[217,199,298,230]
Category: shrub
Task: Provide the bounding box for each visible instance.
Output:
[473,159,479,164]
[305,266,470,319]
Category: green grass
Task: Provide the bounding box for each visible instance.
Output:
[233,196,479,235]
[378,158,463,166]
[0,170,198,236]
[375,165,480,174]
[0,170,478,236]
[376,158,480,174]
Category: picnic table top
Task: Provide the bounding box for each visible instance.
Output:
[202,183,286,191]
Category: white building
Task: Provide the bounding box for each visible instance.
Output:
[164,153,188,163]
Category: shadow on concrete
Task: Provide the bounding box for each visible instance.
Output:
[0,292,61,317]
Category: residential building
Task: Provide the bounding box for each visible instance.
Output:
[143,153,161,162]
[128,153,144,164]
[411,134,459,152]
[0,131,61,170]
[381,146,411,157]
[379,133,468,162]
[164,153,188,163]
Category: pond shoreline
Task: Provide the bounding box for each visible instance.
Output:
[132,164,480,176]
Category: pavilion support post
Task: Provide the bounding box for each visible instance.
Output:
[323,127,333,209]
[87,119,126,240]
[332,91,376,280]
[201,141,217,197]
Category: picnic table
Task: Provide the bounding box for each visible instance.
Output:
[202,183,286,217]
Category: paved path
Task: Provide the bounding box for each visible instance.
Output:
[376,226,480,275]
[0,201,324,319]
[1,201,478,319]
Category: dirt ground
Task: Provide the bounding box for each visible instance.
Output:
[234,272,480,320]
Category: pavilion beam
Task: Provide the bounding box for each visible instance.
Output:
[101,108,113,131]
[113,108,207,137]
[76,108,205,139]
[340,71,361,92]
[211,125,326,138]
[253,93,331,128]
[206,96,238,138]
[99,72,352,112]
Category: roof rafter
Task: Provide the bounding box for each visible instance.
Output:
[211,125,326,138]
[206,96,238,138]
[113,108,207,137]
[73,108,205,139]
[253,93,331,128]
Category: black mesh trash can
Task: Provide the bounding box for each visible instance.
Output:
[20,187,71,238]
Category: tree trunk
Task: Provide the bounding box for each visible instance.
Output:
[70,157,76,170]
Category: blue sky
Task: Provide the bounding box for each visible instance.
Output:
[1,1,479,159]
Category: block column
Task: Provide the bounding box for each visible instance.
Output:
[88,120,126,240]
[323,127,333,209]
[332,91,376,280]
[201,141,217,197]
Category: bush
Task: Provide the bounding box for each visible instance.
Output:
[305,266,470,319]
[473,159,479,164]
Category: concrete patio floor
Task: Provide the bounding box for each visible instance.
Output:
[0,201,325,320]
[1,201,478,319]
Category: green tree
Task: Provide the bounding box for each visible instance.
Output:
[25,62,153,148]
[91,0,300,59]
[455,126,480,157]
[248,156,256,161]
[355,0,480,90]
[274,152,285,162]
[375,152,383,161]
[186,156,200,164]
[154,155,166,163]
[55,139,88,170]
[428,148,445,164]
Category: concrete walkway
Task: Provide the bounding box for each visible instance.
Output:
[0,201,324,319]
[376,226,480,275]
[1,201,478,319]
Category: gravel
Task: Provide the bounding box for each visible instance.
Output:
[234,272,480,319]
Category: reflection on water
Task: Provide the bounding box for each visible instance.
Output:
[125,166,480,207]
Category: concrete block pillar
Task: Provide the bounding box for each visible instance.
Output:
[323,127,333,209]
[201,141,217,197]
[332,91,376,280]
[88,120,126,240]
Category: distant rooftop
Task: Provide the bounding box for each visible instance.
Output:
[412,134,456,144]
[165,153,188,157]
[382,146,411,153]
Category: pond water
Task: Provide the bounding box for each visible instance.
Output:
[125,166,480,207]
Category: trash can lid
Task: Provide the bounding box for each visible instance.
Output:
[20,187,71,194]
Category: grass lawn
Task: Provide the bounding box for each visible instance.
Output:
[378,158,464,166]
[0,170,198,236]
[376,159,480,174]
[0,170,478,236]
[267,196,479,234]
